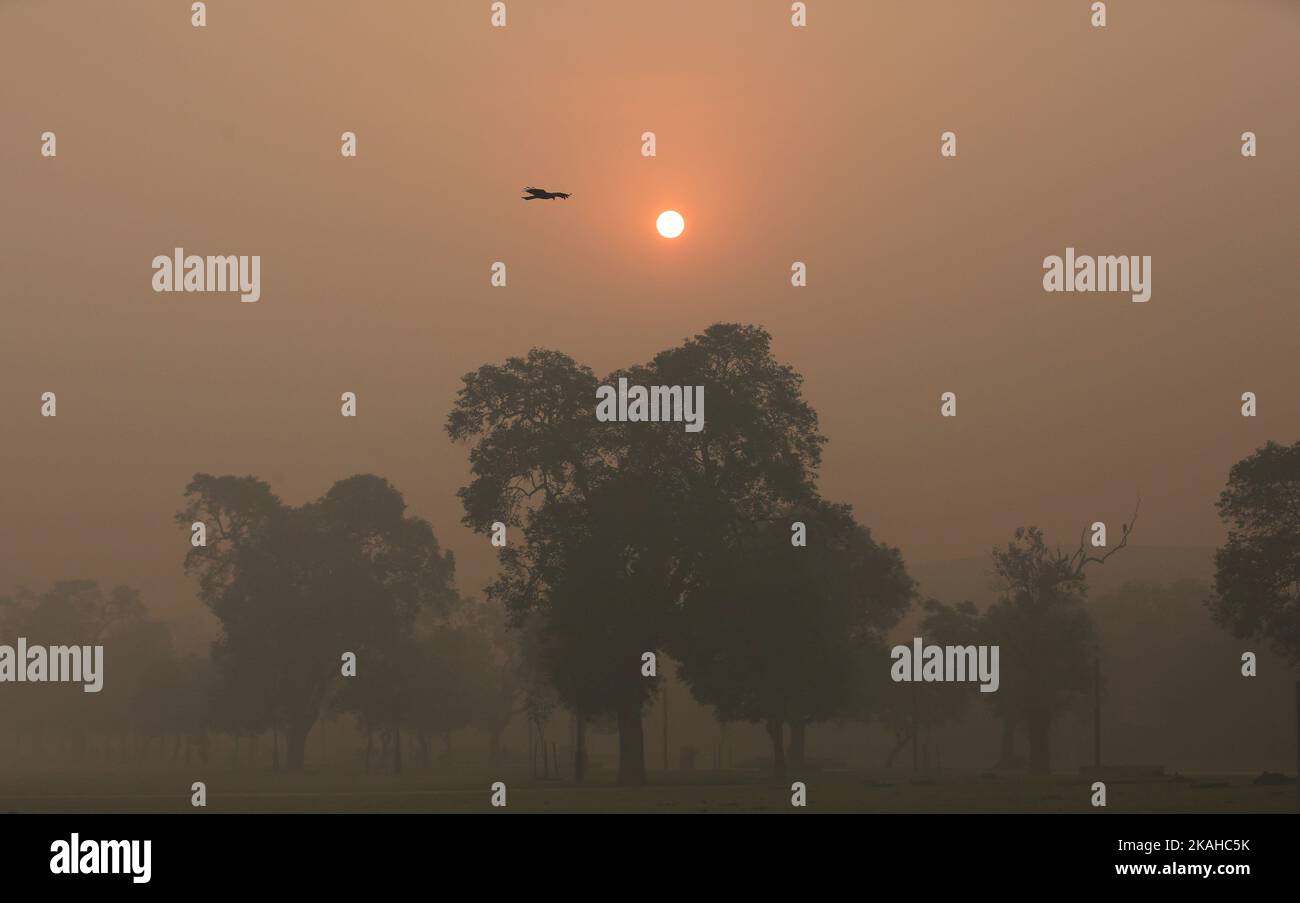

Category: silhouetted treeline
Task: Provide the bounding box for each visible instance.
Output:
[4,329,1295,781]
[0,576,519,773]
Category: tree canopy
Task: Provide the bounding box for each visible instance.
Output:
[178,473,457,771]
[1210,440,1300,665]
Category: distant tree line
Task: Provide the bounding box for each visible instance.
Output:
[4,326,1293,781]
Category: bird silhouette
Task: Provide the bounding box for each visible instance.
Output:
[522,186,571,200]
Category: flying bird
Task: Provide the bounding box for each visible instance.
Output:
[522,186,571,200]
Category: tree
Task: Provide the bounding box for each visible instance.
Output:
[675,496,913,777]
[447,325,831,784]
[413,616,503,765]
[513,609,561,777]
[0,580,165,763]
[446,348,608,780]
[0,580,147,640]
[878,598,981,770]
[332,630,423,774]
[1096,578,1298,770]
[464,599,524,764]
[464,453,676,783]
[179,473,456,772]
[981,507,1137,774]
[1209,440,1300,665]
[205,651,274,767]
[132,652,213,764]
[447,346,695,784]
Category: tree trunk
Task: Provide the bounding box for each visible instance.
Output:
[766,718,786,779]
[616,703,646,785]
[574,710,587,784]
[393,724,403,775]
[787,720,807,769]
[1027,712,1051,775]
[285,721,310,772]
[272,725,281,772]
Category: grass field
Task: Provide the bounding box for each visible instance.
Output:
[1,768,1294,813]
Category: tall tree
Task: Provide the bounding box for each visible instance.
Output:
[447,325,830,784]
[179,473,456,771]
[446,348,607,780]
[1210,440,1300,665]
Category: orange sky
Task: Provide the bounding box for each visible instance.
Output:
[1,0,1297,633]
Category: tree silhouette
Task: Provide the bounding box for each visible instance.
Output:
[205,650,273,767]
[983,527,1093,774]
[447,348,609,779]
[0,580,162,764]
[675,496,912,776]
[447,325,831,784]
[179,473,456,772]
[531,474,679,783]
[411,614,506,766]
[465,600,525,765]
[878,598,982,770]
[1210,440,1300,665]
[132,652,213,765]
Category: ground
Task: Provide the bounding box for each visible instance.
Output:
[0,768,1292,813]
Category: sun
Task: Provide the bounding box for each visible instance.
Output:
[656,210,685,239]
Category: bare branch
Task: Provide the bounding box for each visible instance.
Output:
[1072,494,1141,576]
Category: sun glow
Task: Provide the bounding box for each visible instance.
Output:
[656,210,685,239]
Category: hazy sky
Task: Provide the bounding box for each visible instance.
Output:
[2,0,1297,629]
